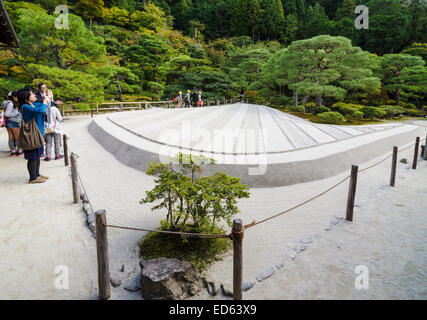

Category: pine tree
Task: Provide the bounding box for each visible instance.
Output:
[259,0,285,41]
[335,0,356,20]
[229,0,262,39]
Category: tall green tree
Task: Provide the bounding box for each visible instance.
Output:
[381,54,426,105]
[300,3,332,39]
[285,35,381,106]
[228,0,262,40]
[408,0,427,43]
[258,0,285,41]
[363,0,412,55]
[15,9,106,75]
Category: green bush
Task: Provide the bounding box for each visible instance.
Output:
[278,96,291,106]
[404,108,424,117]
[352,111,364,119]
[247,81,264,91]
[317,111,346,124]
[361,106,387,120]
[289,105,305,113]
[331,102,362,117]
[138,225,231,272]
[379,105,404,118]
[75,103,92,111]
[140,154,250,234]
[312,105,331,114]
[303,102,316,113]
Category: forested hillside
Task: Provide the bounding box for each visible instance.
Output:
[1,0,426,122]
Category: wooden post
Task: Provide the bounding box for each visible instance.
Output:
[232,219,243,300]
[207,100,210,107]
[424,133,427,160]
[63,134,69,167]
[70,153,80,204]
[145,102,148,109]
[90,107,93,118]
[95,210,111,300]
[346,165,358,222]
[168,102,171,109]
[96,103,99,114]
[390,146,398,187]
[412,137,420,169]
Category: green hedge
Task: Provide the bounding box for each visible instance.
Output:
[317,111,346,124]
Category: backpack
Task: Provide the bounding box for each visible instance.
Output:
[174,96,177,103]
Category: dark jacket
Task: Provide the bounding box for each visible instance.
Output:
[192,92,198,102]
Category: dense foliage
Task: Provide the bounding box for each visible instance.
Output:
[1,0,426,118]
[140,154,250,234]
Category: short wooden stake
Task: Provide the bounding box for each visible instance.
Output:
[63,134,69,166]
[390,146,398,187]
[424,133,427,160]
[70,153,80,204]
[412,137,420,169]
[232,219,243,300]
[346,165,358,222]
[95,210,111,300]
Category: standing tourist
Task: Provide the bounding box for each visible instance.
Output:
[44,103,64,161]
[192,90,198,108]
[184,90,191,108]
[197,91,203,107]
[2,91,23,156]
[17,88,49,184]
[175,91,183,108]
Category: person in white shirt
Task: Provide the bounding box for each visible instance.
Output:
[44,105,64,161]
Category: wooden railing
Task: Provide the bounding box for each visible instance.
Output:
[60,98,244,116]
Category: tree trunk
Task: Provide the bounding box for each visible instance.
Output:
[395,88,400,106]
[293,90,298,106]
[301,94,311,105]
[316,95,323,107]
[116,81,122,101]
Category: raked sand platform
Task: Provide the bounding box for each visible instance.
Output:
[89,104,425,187]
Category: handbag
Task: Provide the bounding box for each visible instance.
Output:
[17,117,44,151]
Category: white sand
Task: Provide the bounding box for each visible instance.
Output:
[0,116,426,299]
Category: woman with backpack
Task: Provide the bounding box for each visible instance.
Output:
[2,91,23,156]
[17,88,49,184]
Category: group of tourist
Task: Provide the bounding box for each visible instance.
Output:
[174,89,203,108]
[0,84,64,184]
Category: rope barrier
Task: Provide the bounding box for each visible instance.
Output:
[105,224,231,239]
[66,130,426,235]
[244,137,426,230]
[66,136,230,239]
[243,174,351,229]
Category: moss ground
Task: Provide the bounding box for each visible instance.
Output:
[138,226,232,274]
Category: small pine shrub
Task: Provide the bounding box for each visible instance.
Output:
[312,105,331,114]
[317,111,346,124]
[289,105,305,113]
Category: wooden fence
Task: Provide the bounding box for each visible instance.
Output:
[59,98,244,116]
